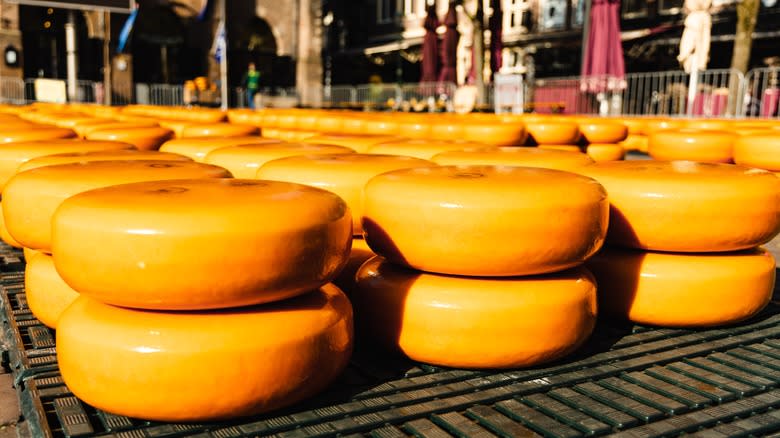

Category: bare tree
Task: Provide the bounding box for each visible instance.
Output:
[730,0,760,74]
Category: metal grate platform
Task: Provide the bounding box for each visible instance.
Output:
[2,242,780,437]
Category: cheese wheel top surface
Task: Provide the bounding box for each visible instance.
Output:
[734,133,780,171]
[17,149,191,173]
[432,146,593,170]
[0,139,135,191]
[367,139,488,160]
[73,121,159,137]
[0,127,76,143]
[181,123,259,138]
[204,143,355,178]
[648,128,736,163]
[580,160,780,251]
[640,119,685,135]
[363,165,608,276]
[52,179,352,309]
[57,286,352,421]
[459,122,527,146]
[305,134,402,153]
[159,136,281,161]
[3,160,230,251]
[577,121,629,143]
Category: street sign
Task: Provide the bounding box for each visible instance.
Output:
[5,0,135,13]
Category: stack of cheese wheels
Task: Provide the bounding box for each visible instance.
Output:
[256,153,432,294]
[352,165,608,369]
[733,133,780,174]
[648,128,737,163]
[581,161,780,327]
[3,160,230,329]
[52,178,353,421]
[576,120,628,162]
[524,120,580,147]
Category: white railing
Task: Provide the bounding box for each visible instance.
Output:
[742,68,780,118]
[148,84,184,107]
[0,77,25,104]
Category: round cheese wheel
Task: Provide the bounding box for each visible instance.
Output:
[682,119,732,131]
[0,127,76,143]
[157,120,193,138]
[304,134,402,153]
[396,119,432,139]
[430,120,465,141]
[648,129,736,163]
[586,144,625,162]
[525,121,580,145]
[640,119,684,136]
[332,237,375,296]
[86,127,174,151]
[617,118,646,136]
[53,179,352,309]
[4,161,230,252]
[159,136,279,162]
[587,247,774,327]
[733,134,780,171]
[314,115,345,133]
[0,203,21,248]
[363,165,608,276]
[457,122,528,146]
[204,143,354,178]
[181,123,259,138]
[367,139,487,160]
[25,252,79,329]
[578,121,629,144]
[17,149,192,173]
[0,140,135,191]
[432,146,593,171]
[353,257,597,368]
[538,145,583,153]
[57,286,353,421]
[257,154,433,235]
[579,161,780,252]
[618,134,648,152]
[73,121,159,138]
[362,119,399,136]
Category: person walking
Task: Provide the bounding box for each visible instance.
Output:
[243,62,261,109]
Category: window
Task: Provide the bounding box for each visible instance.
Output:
[539,0,567,30]
[622,0,648,17]
[404,0,425,18]
[504,0,531,32]
[378,0,397,23]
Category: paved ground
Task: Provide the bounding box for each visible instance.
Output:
[0,333,21,438]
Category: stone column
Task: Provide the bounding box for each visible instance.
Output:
[296,0,323,107]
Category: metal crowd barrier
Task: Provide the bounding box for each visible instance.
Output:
[742,67,780,118]
[148,83,184,107]
[0,77,25,104]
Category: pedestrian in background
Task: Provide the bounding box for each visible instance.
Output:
[243,62,261,109]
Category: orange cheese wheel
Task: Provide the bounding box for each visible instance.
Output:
[363,166,608,276]
[204,143,354,178]
[181,123,259,138]
[432,146,593,171]
[682,119,732,131]
[538,144,583,153]
[362,119,399,136]
[17,149,191,173]
[0,127,76,143]
[159,136,279,162]
[430,120,465,141]
[86,127,174,151]
[23,247,40,261]
[579,161,780,252]
[525,121,580,145]
[459,122,527,146]
[578,121,629,144]
[587,247,774,327]
[366,139,487,160]
[733,134,780,171]
[396,119,432,139]
[0,203,21,248]
[617,118,646,135]
[257,154,432,235]
[313,114,345,133]
[586,144,625,162]
[618,134,648,152]
[52,179,352,310]
[73,121,159,138]
[4,161,230,252]
[332,237,375,296]
[352,257,597,368]
[640,119,684,136]
[0,139,134,191]
[25,252,79,329]
[648,129,736,163]
[304,134,402,153]
[157,120,193,138]
[57,286,353,421]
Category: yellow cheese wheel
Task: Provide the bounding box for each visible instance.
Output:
[304,134,402,153]
[648,129,736,163]
[618,134,648,152]
[460,122,528,146]
[159,136,280,162]
[367,139,488,160]
[586,144,625,162]
[396,119,432,139]
[362,119,399,136]
[430,120,465,141]
[86,127,174,151]
[257,154,432,235]
[578,121,629,144]
[73,121,159,138]
[640,119,684,136]
[432,146,593,171]
[733,134,780,171]
[157,120,193,138]
[0,140,134,191]
[0,203,21,248]
[332,237,375,296]
[53,179,352,310]
[17,149,191,173]
[25,252,79,329]
[617,118,646,135]
[363,165,608,276]
[0,127,76,143]
[204,143,354,178]
[313,114,345,133]
[352,257,597,368]
[682,119,732,131]
[23,247,40,261]
[525,121,580,145]
[181,123,259,138]
[579,161,780,252]
[57,286,353,421]
[4,161,230,252]
[587,247,774,327]
[538,145,583,153]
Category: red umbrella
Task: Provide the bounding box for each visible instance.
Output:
[489,0,503,79]
[438,2,459,84]
[580,0,626,93]
[421,4,440,83]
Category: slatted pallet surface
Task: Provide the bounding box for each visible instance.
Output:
[2,243,780,438]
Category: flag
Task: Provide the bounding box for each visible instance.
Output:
[117,7,139,53]
[211,20,226,62]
